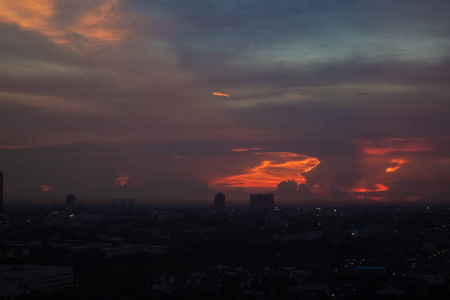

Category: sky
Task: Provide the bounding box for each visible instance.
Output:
[0,0,449,206]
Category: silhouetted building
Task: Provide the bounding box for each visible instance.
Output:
[249,193,274,213]
[119,198,134,210]
[65,194,76,211]
[214,192,226,214]
[0,171,3,213]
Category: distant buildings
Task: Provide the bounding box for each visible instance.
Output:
[214,192,226,214]
[0,171,3,213]
[102,245,167,258]
[65,194,75,211]
[0,265,73,297]
[249,193,274,213]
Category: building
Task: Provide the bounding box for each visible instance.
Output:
[102,244,167,258]
[65,194,75,211]
[0,171,3,213]
[0,265,73,297]
[214,192,226,214]
[249,193,274,213]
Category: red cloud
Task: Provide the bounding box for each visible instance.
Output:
[360,138,435,155]
[40,185,54,192]
[115,175,129,186]
[209,151,320,190]
[353,183,389,193]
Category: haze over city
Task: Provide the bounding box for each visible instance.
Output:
[1,0,449,205]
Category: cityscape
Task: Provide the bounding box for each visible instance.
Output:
[1,172,449,299]
[1,1,450,299]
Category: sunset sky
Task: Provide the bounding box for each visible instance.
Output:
[1,0,449,205]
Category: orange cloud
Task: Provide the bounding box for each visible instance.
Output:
[41,184,54,192]
[353,183,389,193]
[385,158,407,173]
[392,159,407,164]
[385,166,400,173]
[0,1,55,33]
[115,175,129,186]
[0,0,128,51]
[212,92,230,97]
[69,0,127,43]
[210,152,320,190]
[363,147,397,155]
[231,148,261,152]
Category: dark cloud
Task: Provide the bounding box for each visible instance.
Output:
[275,180,313,203]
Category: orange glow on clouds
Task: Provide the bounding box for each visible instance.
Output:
[0,0,128,50]
[392,159,407,164]
[0,1,55,34]
[69,0,127,43]
[231,148,261,152]
[385,166,400,173]
[385,158,407,173]
[40,185,54,192]
[115,175,129,186]
[361,138,434,155]
[353,183,389,193]
[212,92,230,97]
[357,195,385,202]
[210,152,320,190]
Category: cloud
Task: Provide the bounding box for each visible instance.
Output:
[385,159,407,173]
[0,23,246,149]
[212,92,230,97]
[276,180,299,197]
[0,0,130,52]
[0,142,217,203]
[209,151,320,191]
[40,185,54,192]
[352,183,389,193]
[275,180,312,201]
[343,137,450,202]
[360,138,435,155]
[115,175,129,186]
[385,166,400,173]
[231,148,261,152]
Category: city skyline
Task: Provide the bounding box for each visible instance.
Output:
[0,1,449,205]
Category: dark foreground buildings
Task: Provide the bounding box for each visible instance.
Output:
[0,265,73,297]
[249,193,274,213]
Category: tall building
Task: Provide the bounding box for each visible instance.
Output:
[249,193,274,214]
[0,171,3,213]
[65,194,75,211]
[214,192,226,214]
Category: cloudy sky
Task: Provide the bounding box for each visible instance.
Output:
[1,0,449,206]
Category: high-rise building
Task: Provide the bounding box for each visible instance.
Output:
[0,171,3,213]
[249,193,274,213]
[214,192,226,214]
[65,194,75,211]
